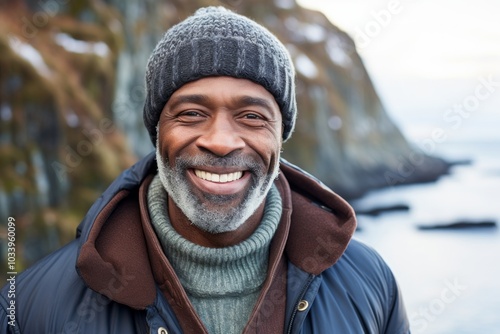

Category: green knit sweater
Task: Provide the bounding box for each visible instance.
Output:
[147,175,282,334]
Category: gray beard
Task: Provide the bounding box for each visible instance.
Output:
[155,145,279,234]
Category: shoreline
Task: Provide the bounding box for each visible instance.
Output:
[340,153,455,201]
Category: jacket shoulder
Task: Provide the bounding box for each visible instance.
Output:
[329,238,401,307]
[343,238,393,273]
[2,239,82,293]
[323,238,399,304]
[1,240,146,333]
[1,241,83,330]
[316,238,410,333]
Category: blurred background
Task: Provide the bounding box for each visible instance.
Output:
[0,0,499,332]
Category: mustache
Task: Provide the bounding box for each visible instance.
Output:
[171,152,263,175]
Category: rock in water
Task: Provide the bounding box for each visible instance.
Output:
[417,220,498,230]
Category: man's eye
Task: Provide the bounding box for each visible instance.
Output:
[176,110,206,123]
[243,113,263,120]
[180,111,202,117]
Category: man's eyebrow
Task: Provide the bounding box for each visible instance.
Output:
[168,94,210,110]
[235,96,274,111]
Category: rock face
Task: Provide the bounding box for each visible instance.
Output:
[0,0,448,270]
[0,1,136,270]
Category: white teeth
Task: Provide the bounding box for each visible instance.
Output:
[194,170,243,183]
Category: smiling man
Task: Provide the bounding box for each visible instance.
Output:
[156,77,283,240]
[1,6,409,334]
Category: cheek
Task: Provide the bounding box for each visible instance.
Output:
[270,147,281,171]
[261,139,282,172]
[157,134,178,169]
[270,133,283,170]
[157,125,193,163]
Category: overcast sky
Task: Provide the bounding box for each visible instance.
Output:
[296,0,500,144]
[298,0,500,79]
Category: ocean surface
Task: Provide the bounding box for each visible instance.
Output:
[351,141,500,334]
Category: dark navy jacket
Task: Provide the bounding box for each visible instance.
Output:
[1,153,410,333]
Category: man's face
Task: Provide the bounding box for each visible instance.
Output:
[156,76,283,233]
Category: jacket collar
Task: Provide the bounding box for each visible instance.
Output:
[280,159,357,275]
[76,154,356,310]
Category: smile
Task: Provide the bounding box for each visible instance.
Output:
[194,169,244,183]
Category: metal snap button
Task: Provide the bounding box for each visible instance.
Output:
[297,300,309,311]
[158,327,168,334]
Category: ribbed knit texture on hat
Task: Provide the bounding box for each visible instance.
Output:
[143,6,297,144]
[147,175,282,334]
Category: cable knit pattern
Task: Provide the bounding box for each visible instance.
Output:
[143,6,297,145]
[147,175,282,333]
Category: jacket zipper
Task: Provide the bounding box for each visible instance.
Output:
[286,275,315,334]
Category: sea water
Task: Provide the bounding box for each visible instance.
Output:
[352,141,500,334]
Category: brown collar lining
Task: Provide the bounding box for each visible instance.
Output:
[76,189,156,309]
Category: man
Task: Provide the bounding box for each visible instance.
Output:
[1,7,409,334]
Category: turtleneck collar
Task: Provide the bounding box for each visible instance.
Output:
[147,174,283,297]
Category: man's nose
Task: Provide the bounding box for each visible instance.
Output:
[196,114,245,157]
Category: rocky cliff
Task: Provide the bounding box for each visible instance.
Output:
[0,0,448,271]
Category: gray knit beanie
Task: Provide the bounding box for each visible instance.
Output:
[143,6,297,145]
